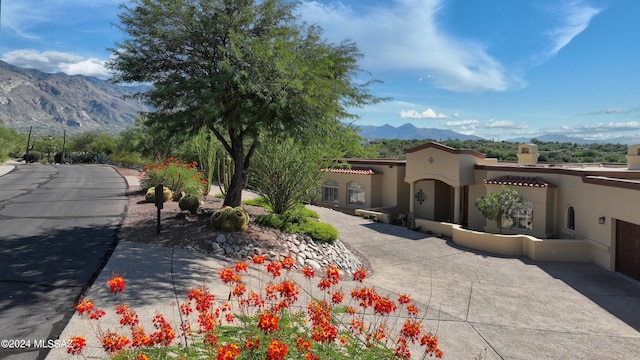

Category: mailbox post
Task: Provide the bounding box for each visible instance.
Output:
[154,184,164,234]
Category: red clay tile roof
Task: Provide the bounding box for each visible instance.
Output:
[328,167,382,175]
[484,175,556,187]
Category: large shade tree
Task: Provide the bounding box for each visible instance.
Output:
[107,0,380,207]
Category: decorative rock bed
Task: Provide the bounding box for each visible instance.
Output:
[195,232,365,276]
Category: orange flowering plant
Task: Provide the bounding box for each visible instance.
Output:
[69,258,443,359]
[139,157,207,196]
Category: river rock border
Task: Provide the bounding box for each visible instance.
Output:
[198,232,365,276]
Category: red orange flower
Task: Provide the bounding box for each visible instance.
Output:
[257,311,279,334]
[420,334,443,358]
[67,336,86,355]
[266,340,288,360]
[400,319,422,342]
[89,308,106,320]
[244,336,260,351]
[331,291,345,304]
[217,343,240,360]
[76,298,94,315]
[398,294,411,304]
[107,274,125,294]
[101,331,130,353]
[302,266,315,278]
[353,268,367,282]
[325,265,340,284]
[251,254,265,264]
[266,261,282,277]
[234,262,248,273]
[219,268,240,284]
[282,256,295,270]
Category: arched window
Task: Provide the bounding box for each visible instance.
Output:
[567,206,575,231]
[510,198,533,231]
[347,182,365,207]
[322,180,338,203]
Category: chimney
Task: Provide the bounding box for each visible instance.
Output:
[626,144,640,170]
[517,144,539,165]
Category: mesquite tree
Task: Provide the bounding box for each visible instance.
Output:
[107,0,380,207]
[475,186,523,234]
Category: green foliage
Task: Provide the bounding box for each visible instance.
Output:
[67,152,111,164]
[249,136,335,214]
[68,131,118,155]
[140,157,206,196]
[211,206,249,232]
[191,127,219,194]
[108,0,381,208]
[178,194,200,214]
[217,155,234,198]
[22,151,41,163]
[359,138,630,162]
[255,205,337,243]
[243,196,273,212]
[475,186,523,234]
[0,124,25,162]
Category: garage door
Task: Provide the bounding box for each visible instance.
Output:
[616,220,640,281]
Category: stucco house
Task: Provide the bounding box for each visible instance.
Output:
[314,141,640,281]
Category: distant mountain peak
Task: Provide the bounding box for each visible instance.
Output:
[0,60,150,135]
[357,123,483,141]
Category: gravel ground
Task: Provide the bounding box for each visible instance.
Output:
[113,166,289,257]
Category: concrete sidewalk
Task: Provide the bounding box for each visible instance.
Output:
[43,171,640,359]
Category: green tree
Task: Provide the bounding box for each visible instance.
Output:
[475,186,523,234]
[0,123,24,162]
[108,0,380,207]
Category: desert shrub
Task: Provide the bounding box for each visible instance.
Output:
[23,151,41,163]
[67,152,111,164]
[140,157,206,196]
[297,220,338,242]
[255,205,336,243]
[110,151,145,168]
[243,196,273,211]
[68,265,443,359]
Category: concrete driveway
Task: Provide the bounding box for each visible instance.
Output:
[310,206,640,359]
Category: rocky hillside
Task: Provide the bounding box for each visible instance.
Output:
[0,60,149,135]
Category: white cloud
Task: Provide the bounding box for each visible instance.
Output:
[2,0,121,40]
[486,120,529,129]
[299,0,515,92]
[2,50,110,78]
[399,108,447,119]
[443,119,478,128]
[546,1,601,57]
[541,121,640,140]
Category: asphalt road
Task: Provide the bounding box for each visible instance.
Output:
[0,164,128,360]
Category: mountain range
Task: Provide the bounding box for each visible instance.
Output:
[357,123,483,141]
[0,60,149,135]
[358,123,640,145]
[2,60,638,145]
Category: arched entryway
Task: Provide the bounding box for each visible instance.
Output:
[411,179,463,223]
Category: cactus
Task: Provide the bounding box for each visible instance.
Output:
[179,194,200,214]
[217,155,234,197]
[211,206,249,232]
[145,186,172,203]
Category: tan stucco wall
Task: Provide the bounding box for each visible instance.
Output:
[405,147,477,187]
[468,168,640,271]
[317,163,409,215]
[415,220,593,263]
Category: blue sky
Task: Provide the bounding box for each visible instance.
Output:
[1,0,639,142]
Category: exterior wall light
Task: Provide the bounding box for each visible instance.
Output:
[598,216,606,224]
